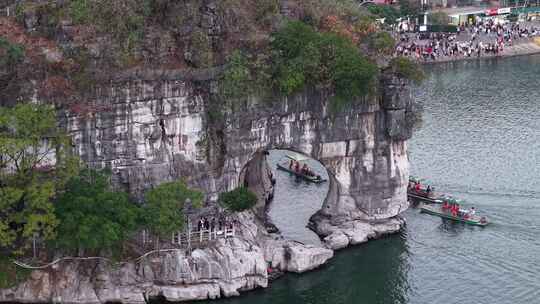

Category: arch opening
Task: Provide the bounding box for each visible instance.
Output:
[241,149,333,246]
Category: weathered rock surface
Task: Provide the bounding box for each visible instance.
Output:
[314,216,406,250]
[285,244,334,273]
[1,0,421,301]
[0,212,336,304]
[61,69,416,218]
[0,69,416,303]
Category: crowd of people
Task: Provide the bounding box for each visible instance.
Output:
[288,160,322,180]
[442,201,476,219]
[196,216,236,232]
[394,19,540,61]
[408,180,433,196]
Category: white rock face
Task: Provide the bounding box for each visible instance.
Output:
[324,232,350,250]
[62,76,415,220]
[0,212,337,304]
[285,245,334,273]
[0,237,267,304]
[1,71,417,303]
[320,217,405,250]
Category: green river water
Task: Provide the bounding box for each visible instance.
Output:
[200,55,540,304]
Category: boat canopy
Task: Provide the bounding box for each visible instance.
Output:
[440,196,465,204]
[409,176,426,183]
[285,152,309,162]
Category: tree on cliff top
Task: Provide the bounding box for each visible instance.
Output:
[271,21,378,107]
[0,103,78,254]
[54,169,140,254]
[142,181,203,239]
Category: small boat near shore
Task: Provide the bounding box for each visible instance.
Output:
[407,177,458,204]
[276,153,327,184]
[420,204,489,227]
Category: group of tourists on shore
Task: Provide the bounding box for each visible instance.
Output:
[394,19,540,61]
[196,216,237,232]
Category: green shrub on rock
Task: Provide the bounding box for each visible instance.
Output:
[0,38,24,69]
[368,31,396,55]
[0,256,31,289]
[143,181,203,238]
[367,4,400,24]
[271,21,378,106]
[54,169,140,253]
[389,57,425,84]
[219,187,258,212]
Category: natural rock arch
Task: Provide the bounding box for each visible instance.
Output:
[64,73,415,227]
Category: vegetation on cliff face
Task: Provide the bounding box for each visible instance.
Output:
[0,104,77,253]
[142,181,203,239]
[0,104,204,260]
[220,19,381,108]
[389,57,425,84]
[1,0,423,109]
[219,187,258,212]
[0,38,24,70]
[0,0,422,263]
[368,31,396,55]
[0,256,31,289]
[54,169,140,253]
[272,21,378,100]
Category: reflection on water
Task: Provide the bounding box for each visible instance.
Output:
[208,234,410,304]
[407,55,540,304]
[200,55,540,304]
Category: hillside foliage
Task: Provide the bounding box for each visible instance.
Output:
[389,57,425,84]
[54,169,140,253]
[0,104,78,253]
[142,181,203,238]
[219,187,258,212]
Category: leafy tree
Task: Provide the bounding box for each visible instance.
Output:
[271,21,378,107]
[0,38,24,69]
[368,31,396,55]
[0,104,78,253]
[219,187,257,212]
[399,0,421,17]
[69,0,92,24]
[142,181,203,238]
[220,50,251,99]
[367,5,401,24]
[54,169,140,253]
[0,256,30,289]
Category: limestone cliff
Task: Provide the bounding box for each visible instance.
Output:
[0,0,421,302]
[61,70,416,224]
[0,212,334,303]
[0,69,417,303]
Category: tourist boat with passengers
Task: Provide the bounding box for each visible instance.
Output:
[407,176,456,204]
[420,204,489,227]
[276,153,327,184]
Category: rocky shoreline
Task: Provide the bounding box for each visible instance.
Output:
[0,209,407,304]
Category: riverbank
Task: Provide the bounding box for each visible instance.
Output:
[422,40,540,65]
[0,208,410,304]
